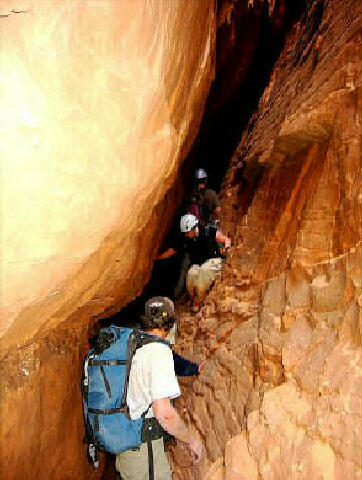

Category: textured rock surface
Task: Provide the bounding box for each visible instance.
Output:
[172,0,362,478]
[2,0,361,478]
[0,0,215,350]
[0,1,215,479]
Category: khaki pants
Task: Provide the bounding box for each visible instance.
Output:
[115,437,171,480]
[186,257,222,302]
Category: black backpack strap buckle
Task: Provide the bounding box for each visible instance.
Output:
[88,443,99,469]
[141,417,167,442]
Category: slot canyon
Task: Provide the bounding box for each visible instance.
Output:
[1,0,361,479]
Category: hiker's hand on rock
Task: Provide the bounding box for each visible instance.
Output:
[188,438,203,464]
[198,360,206,374]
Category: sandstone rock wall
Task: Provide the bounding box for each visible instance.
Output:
[172,0,362,478]
[0,0,215,351]
[0,2,215,478]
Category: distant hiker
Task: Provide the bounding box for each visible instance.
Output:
[157,214,230,306]
[115,297,203,479]
[187,168,221,227]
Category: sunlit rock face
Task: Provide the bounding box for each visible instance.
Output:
[173,0,362,478]
[0,0,214,350]
[0,1,215,478]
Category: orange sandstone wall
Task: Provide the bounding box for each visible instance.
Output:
[0,1,215,479]
[0,0,215,351]
[173,0,362,478]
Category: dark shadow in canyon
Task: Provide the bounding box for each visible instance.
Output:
[192,0,306,191]
[93,0,308,335]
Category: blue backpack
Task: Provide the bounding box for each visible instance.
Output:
[82,325,167,467]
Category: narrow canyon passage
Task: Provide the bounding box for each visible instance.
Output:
[1,1,361,480]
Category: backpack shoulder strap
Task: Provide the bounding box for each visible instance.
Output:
[133,330,170,350]
[122,330,170,413]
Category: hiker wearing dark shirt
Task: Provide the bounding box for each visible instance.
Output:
[187,168,221,227]
[174,219,221,298]
[158,214,228,302]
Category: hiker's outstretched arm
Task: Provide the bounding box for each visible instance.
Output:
[156,248,177,260]
[153,397,203,462]
[173,351,199,376]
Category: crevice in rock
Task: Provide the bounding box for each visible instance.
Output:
[0,9,29,18]
[187,0,306,191]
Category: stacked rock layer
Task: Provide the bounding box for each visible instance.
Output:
[0,1,215,478]
[173,0,362,478]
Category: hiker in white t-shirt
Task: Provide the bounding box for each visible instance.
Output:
[115,296,203,480]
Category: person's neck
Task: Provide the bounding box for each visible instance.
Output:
[145,328,168,339]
